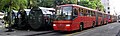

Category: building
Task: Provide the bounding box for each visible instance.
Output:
[101,0,110,14]
[101,0,117,15]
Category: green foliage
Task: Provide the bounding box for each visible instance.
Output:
[0,0,104,12]
[78,0,104,11]
[0,0,28,11]
[56,0,77,5]
[30,0,78,8]
[0,0,28,26]
[38,0,55,8]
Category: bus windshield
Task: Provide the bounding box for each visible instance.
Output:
[108,15,111,19]
[55,6,72,20]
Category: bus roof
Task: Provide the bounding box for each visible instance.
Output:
[24,9,31,12]
[58,4,102,12]
[0,12,4,14]
[39,7,55,10]
[38,7,55,15]
[24,9,31,15]
[12,10,18,13]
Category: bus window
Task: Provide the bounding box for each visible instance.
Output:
[83,9,87,16]
[73,8,78,19]
[108,15,111,19]
[79,8,83,16]
[73,8,78,16]
[98,13,100,17]
[98,13,102,17]
[91,11,93,16]
[104,14,106,18]
[55,6,72,20]
[56,7,62,15]
[87,10,91,16]
[91,11,95,16]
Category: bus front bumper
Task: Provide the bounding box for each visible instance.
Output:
[53,24,71,31]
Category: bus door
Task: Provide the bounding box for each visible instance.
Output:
[72,7,79,29]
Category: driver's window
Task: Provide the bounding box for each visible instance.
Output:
[72,8,78,19]
[73,8,78,16]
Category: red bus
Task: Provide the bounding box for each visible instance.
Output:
[103,13,108,24]
[107,14,112,23]
[111,15,117,22]
[53,4,104,31]
[113,15,117,22]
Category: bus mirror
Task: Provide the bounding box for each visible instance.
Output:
[1,21,4,23]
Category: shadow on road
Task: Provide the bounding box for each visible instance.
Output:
[25,31,55,36]
[116,30,120,36]
[25,30,85,36]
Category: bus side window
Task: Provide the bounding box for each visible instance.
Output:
[98,13,100,17]
[94,12,95,16]
[103,14,105,18]
[91,11,95,16]
[87,10,91,16]
[100,13,102,17]
[72,8,78,19]
[79,8,83,16]
[73,8,78,16]
[91,11,93,16]
[98,13,102,17]
[83,9,87,16]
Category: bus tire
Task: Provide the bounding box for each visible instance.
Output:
[100,21,102,26]
[80,22,84,31]
[92,21,95,28]
[106,21,108,24]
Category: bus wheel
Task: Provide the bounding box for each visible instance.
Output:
[100,21,102,26]
[106,21,108,24]
[80,23,83,31]
[92,22,95,28]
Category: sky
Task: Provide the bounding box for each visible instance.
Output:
[110,0,120,16]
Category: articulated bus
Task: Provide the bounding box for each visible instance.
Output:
[111,15,117,22]
[53,4,105,31]
[107,14,118,23]
[107,14,111,23]
[103,13,108,24]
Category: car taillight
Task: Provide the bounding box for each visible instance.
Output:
[53,24,56,26]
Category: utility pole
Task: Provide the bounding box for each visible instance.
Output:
[114,7,117,15]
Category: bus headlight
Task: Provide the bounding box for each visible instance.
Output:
[53,24,56,26]
[66,24,70,26]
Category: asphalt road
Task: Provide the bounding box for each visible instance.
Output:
[0,22,120,36]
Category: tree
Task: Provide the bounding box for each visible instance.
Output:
[0,0,28,30]
[28,0,78,8]
[78,0,104,11]
[38,0,55,8]
[56,0,77,5]
[0,0,28,11]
